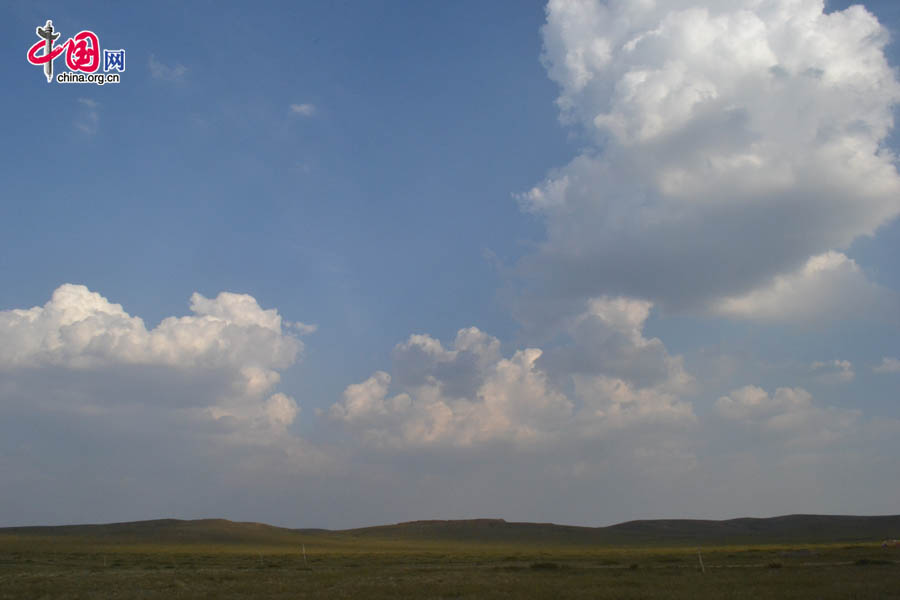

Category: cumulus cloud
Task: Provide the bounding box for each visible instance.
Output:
[715,385,859,447]
[873,357,900,373]
[714,252,897,322]
[331,329,572,447]
[265,392,300,429]
[522,0,900,318]
[540,296,693,391]
[573,374,694,433]
[332,297,694,449]
[0,284,305,435]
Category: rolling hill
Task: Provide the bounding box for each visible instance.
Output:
[2,514,899,548]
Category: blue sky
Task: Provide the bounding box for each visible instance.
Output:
[4,0,571,409]
[2,0,899,528]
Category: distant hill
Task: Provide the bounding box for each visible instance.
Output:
[3,514,899,548]
[344,515,900,546]
[0,518,299,545]
[605,515,900,544]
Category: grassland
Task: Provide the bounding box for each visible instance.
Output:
[1,516,898,599]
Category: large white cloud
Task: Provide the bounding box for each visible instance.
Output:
[0,284,299,370]
[331,330,573,447]
[331,297,694,448]
[0,284,309,435]
[522,0,900,318]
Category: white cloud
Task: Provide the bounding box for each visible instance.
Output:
[810,359,854,384]
[541,296,694,392]
[573,374,694,432]
[522,0,900,317]
[148,54,187,81]
[331,331,572,447]
[873,357,900,373]
[265,392,300,429]
[288,321,318,335]
[332,297,694,449]
[0,284,305,435]
[715,385,859,447]
[714,252,897,322]
[75,98,99,135]
[563,297,695,434]
[289,103,316,117]
[330,370,394,423]
[0,284,298,370]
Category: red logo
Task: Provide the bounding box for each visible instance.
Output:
[27,20,118,84]
[63,31,100,73]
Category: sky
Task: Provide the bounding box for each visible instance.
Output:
[1,0,899,529]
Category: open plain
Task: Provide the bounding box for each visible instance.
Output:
[1,516,898,599]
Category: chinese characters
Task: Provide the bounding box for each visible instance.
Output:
[27,20,125,83]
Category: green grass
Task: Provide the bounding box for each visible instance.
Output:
[1,517,898,598]
[0,543,898,599]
